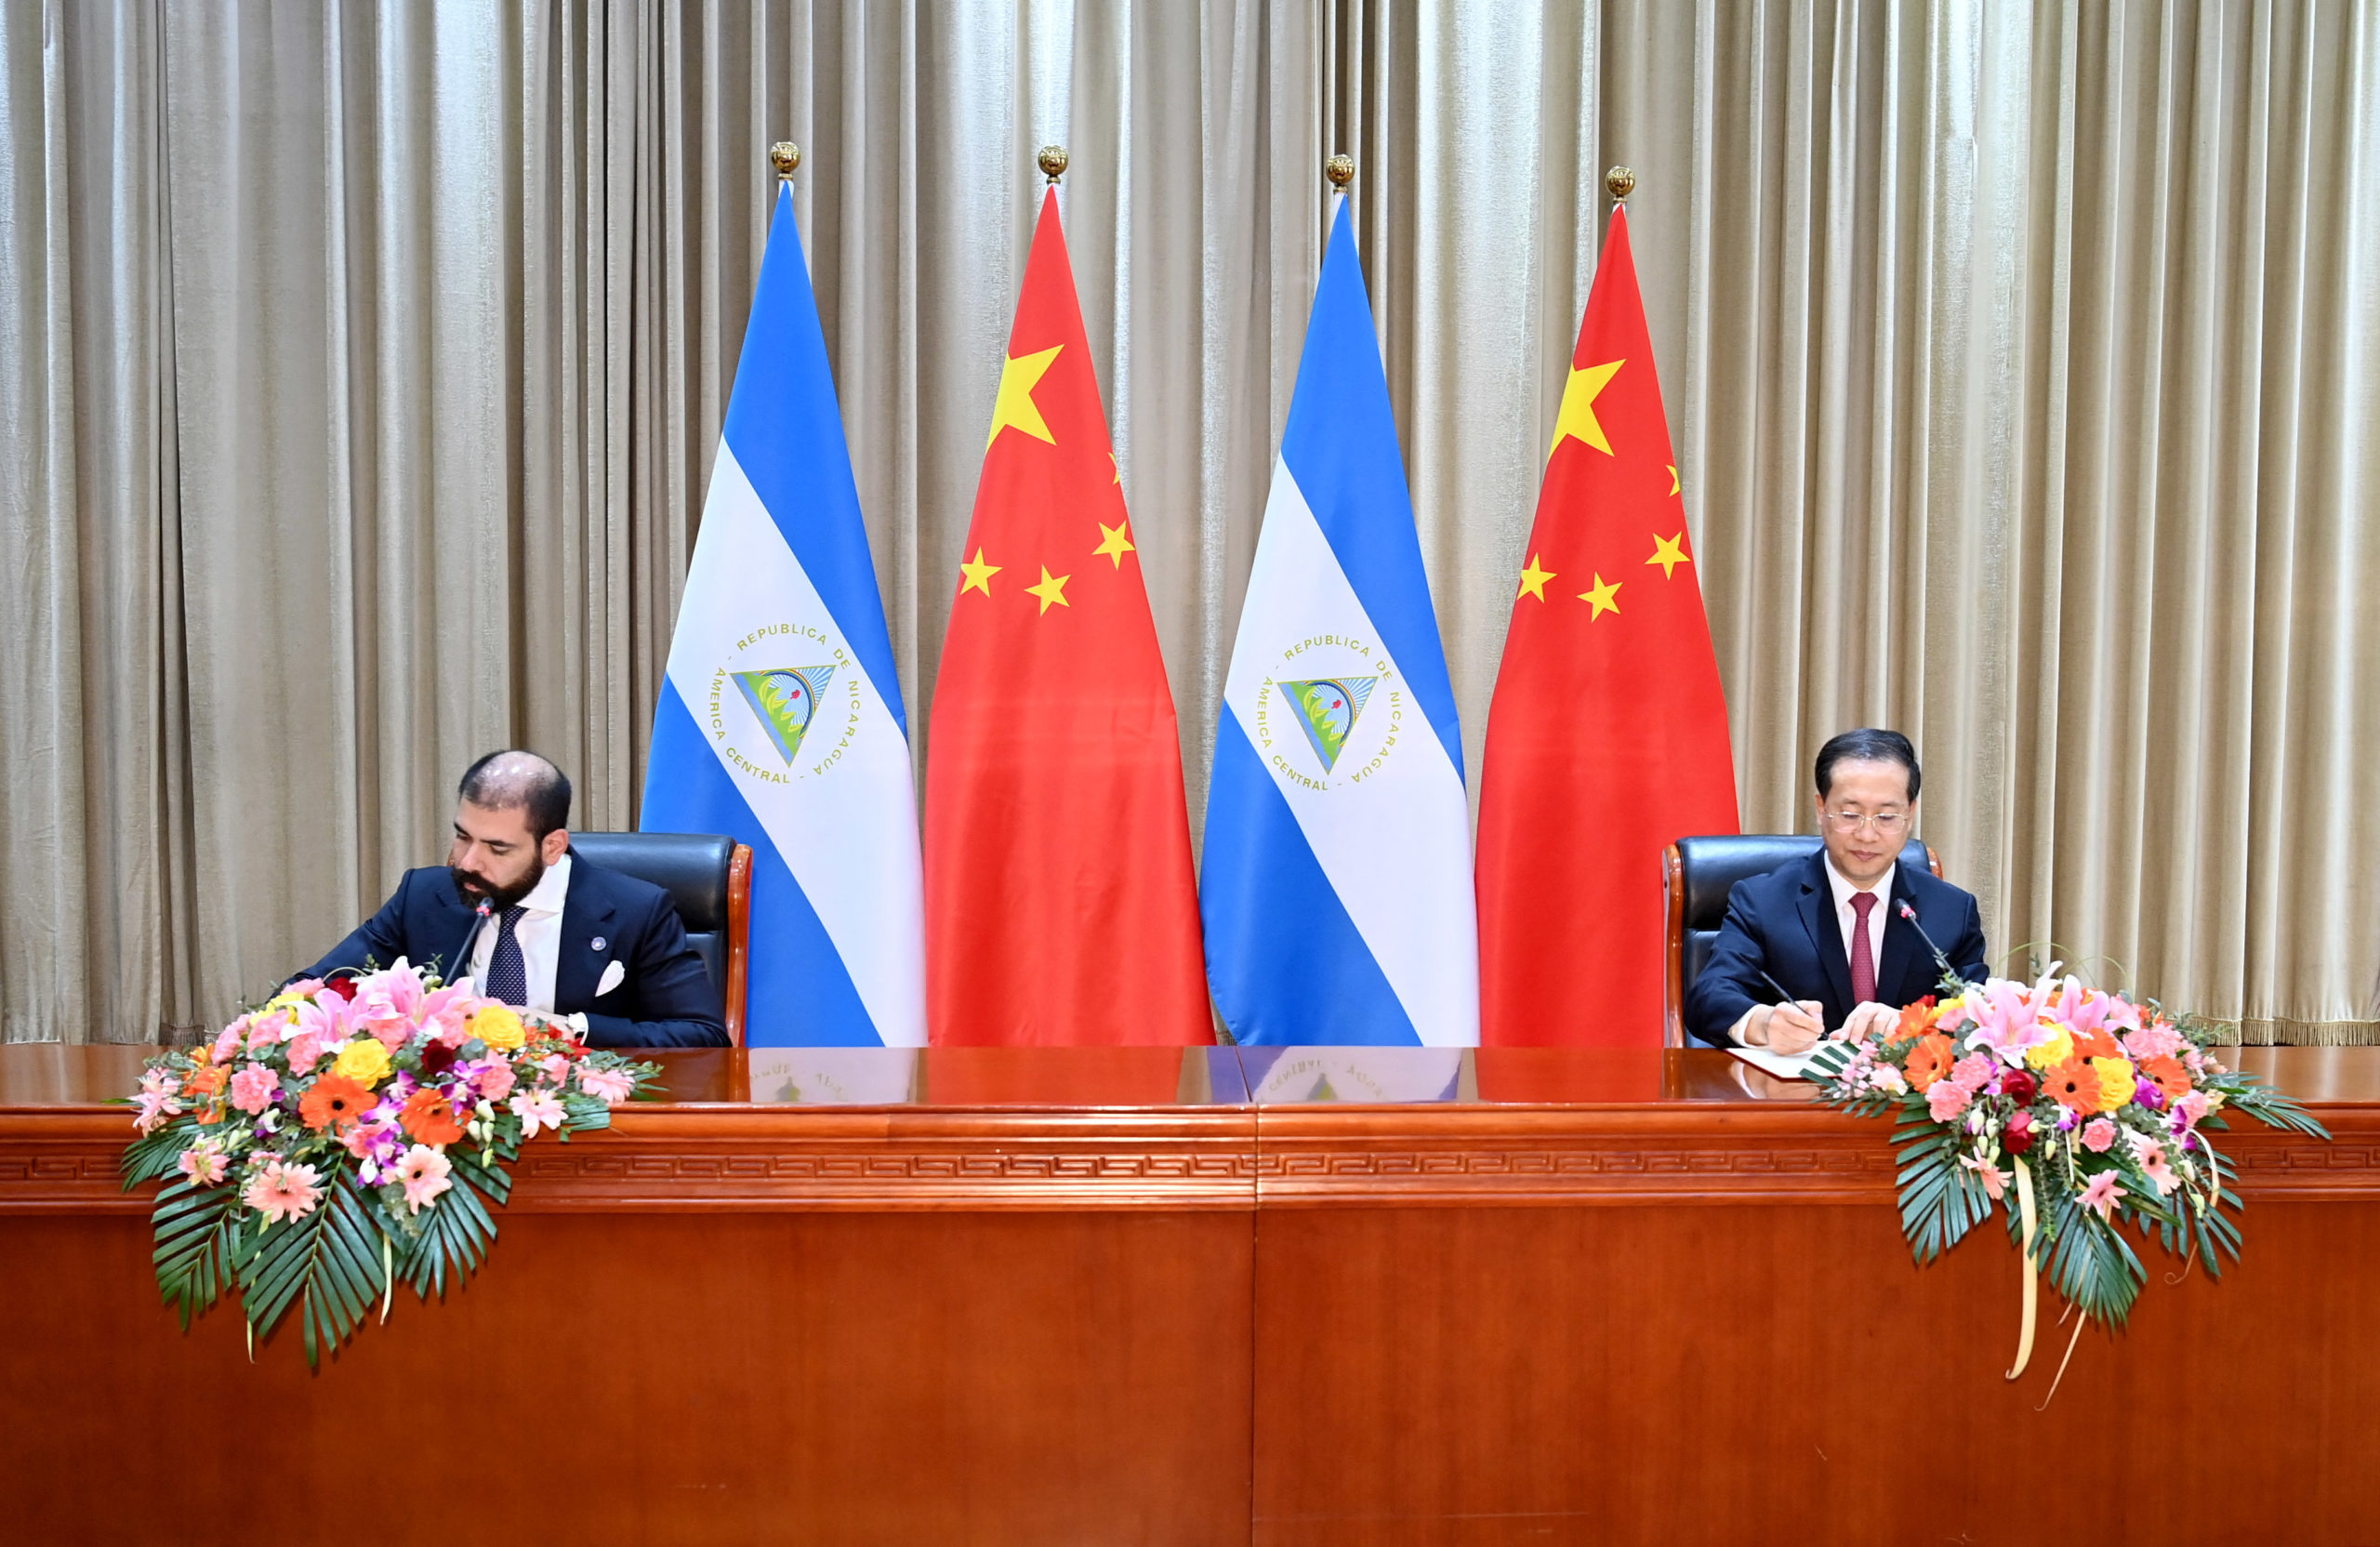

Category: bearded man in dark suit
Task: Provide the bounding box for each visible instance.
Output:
[297,750,727,1049]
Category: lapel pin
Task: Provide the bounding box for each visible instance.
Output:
[590,936,607,952]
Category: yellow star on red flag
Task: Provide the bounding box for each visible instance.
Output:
[1516,553,1555,602]
[1579,573,1621,618]
[1646,533,1690,579]
[959,549,1001,597]
[1093,521,1135,568]
[1025,565,1072,615]
[986,345,1064,448]
[1551,359,1625,457]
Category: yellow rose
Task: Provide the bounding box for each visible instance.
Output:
[332,1037,393,1088]
[264,989,307,1013]
[2090,1056,2136,1112]
[469,1005,525,1051]
[2026,1024,2075,1070]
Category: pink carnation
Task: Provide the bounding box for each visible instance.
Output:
[1950,1053,1994,1095]
[1927,1081,1972,1121]
[2122,1020,2184,1062]
[244,1015,284,1054]
[2081,1117,2118,1153]
[228,1064,281,1116]
[472,1058,517,1103]
[211,1025,243,1062]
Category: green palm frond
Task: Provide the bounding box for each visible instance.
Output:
[239,1177,387,1368]
[151,1179,240,1329]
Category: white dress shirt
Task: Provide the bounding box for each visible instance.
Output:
[465,853,572,1012]
[1823,853,1895,984]
[1728,854,1897,1046]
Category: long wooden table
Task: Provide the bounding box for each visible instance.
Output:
[3,1042,2374,1544]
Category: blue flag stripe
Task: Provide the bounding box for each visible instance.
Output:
[646,680,885,1046]
[1277,206,1464,776]
[1199,715,1422,1046]
[720,184,907,738]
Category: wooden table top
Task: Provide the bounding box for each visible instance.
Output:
[7,1043,2371,1214]
[7,1040,2375,1107]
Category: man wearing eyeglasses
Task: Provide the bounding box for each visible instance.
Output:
[1686,727,1988,1052]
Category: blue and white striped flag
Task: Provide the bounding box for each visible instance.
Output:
[1199,196,1480,1047]
[641,183,925,1047]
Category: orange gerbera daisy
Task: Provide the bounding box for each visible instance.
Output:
[1903,1032,1958,1092]
[2071,1027,2122,1061]
[2141,1055,2191,1102]
[1895,997,1940,1039]
[2046,1059,2103,1114]
[398,1088,466,1147]
[299,1073,375,1132]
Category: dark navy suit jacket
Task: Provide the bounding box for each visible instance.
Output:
[1685,850,1987,1049]
[298,853,728,1048]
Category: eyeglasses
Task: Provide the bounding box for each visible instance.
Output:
[1824,810,1909,835]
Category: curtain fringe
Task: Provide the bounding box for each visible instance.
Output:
[2202,1019,2380,1048]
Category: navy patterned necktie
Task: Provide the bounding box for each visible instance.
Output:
[484,905,529,1006]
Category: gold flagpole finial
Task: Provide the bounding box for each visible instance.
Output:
[1605,165,1636,203]
[1038,145,1069,184]
[1325,153,1355,191]
[769,142,801,180]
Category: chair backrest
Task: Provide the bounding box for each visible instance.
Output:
[1661,834,1939,1047]
[567,831,752,1046]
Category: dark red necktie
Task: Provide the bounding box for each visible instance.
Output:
[1849,892,1878,1004]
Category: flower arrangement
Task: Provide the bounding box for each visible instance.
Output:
[120,960,661,1365]
[1809,953,2326,1375]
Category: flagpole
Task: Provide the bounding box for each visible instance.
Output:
[1038,145,1067,184]
[770,141,800,179]
[1606,165,1635,205]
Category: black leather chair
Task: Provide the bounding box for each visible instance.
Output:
[568,831,752,1046]
[1662,834,1939,1048]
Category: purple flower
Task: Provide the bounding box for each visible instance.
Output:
[2134,1078,2165,1111]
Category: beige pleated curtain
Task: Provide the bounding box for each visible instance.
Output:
[4,0,2374,1044]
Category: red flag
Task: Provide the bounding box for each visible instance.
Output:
[1475,206,1739,1047]
[923,191,1210,1046]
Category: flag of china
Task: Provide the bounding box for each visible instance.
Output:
[1475,205,1739,1047]
[923,189,1211,1047]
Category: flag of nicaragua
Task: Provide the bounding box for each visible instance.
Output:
[641,182,926,1047]
[1199,196,1480,1047]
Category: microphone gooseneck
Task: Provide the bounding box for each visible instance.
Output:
[1897,897,1966,987]
[449,898,493,988]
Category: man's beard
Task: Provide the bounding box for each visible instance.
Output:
[451,851,547,912]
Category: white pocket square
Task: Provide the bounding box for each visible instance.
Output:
[596,960,626,997]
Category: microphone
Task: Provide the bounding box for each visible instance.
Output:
[449,898,492,989]
[1897,898,1970,988]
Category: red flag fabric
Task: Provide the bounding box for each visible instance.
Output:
[1475,206,1740,1047]
[923,191,1210,1046]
